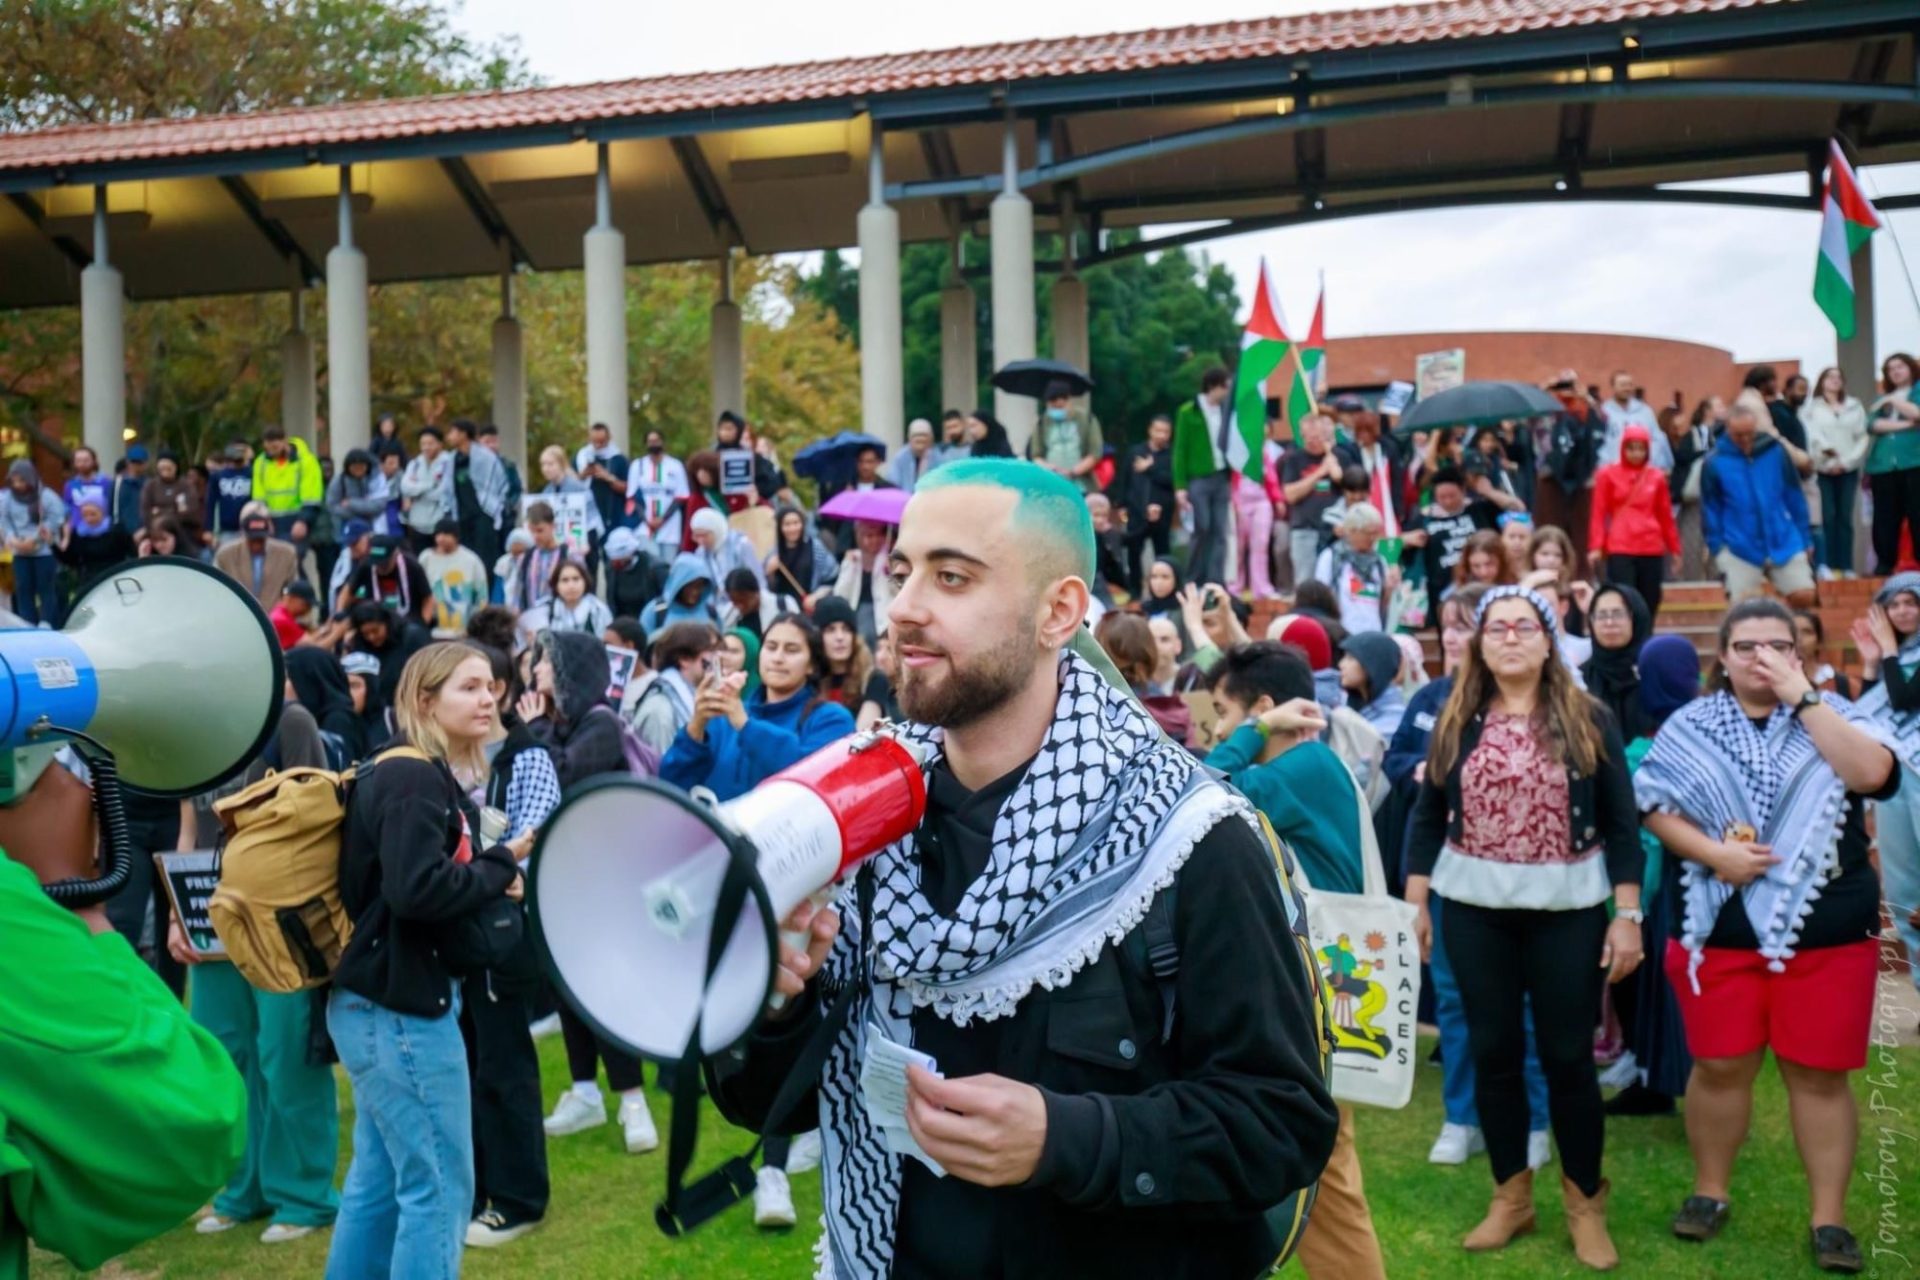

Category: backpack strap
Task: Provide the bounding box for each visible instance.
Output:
[1142,883,1180,1046]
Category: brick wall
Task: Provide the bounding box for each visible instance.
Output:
[1326,330,1801,412]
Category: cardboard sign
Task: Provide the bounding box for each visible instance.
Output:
[719,448,757,497]
[1415,350,1465,400]
[521,492,593,561]
[1378,380,1415,417]
[154,850,225,958]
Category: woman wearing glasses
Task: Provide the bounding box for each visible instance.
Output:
[1636,598,1897,1275]
[1406,585,1643,1271]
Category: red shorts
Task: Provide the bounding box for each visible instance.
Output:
[1663,937,1880,1073]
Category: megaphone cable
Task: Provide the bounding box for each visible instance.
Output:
[35,728,132,907]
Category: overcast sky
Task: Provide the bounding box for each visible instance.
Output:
[456,0,1920,372]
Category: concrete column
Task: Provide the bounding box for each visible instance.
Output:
[280,287,316,447]
[1051,277,1088,376]
[491,269,526,475]
[939,248,977,415]
[80,186,126,463]
[989,122,1036,451]
[709,252,744,426]
[1838,233,1876,575]
[326,167,371,457]
[857,135,904,447]
[584,143,630,453]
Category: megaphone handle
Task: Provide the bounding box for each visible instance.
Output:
[766,886,837,1013]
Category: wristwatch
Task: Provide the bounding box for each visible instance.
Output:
[1616,908,1645,925]
[1791,688,1823,718]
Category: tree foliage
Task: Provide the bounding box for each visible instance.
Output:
[800,230,1241,449]
[0,0,863,466]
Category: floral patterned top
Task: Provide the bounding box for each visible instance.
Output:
[1455,712,1574,864]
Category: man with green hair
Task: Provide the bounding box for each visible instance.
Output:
[710,457,1336,1279]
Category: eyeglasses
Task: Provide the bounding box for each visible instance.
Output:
[1483,621,1545,642]
[1729,640,1796,657]
[1590,609,1632,623]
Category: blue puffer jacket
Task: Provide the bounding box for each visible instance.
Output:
[1701,431,1810,567]
[660,683,854,802]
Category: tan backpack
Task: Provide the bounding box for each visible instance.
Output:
[207,747,426,993]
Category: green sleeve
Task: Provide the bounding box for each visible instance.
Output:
[0,854,244,1272]
[1204,723,1266,776]
[1171,404,1200,490]
[298,443,325,507]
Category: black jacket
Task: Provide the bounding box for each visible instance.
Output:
[525,631,625,788]
[606,554,667,622]
[1123,443,1175,522]
[334,752,519,1017]
[1405,700,1641,888]
[708,805,1337,1280]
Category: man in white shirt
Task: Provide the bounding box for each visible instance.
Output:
[1598,370,1673,471]
[627,428,690,559]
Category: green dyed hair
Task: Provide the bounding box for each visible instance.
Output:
[915,457,1096,583]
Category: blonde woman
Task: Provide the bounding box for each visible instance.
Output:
[326,643,529,1280]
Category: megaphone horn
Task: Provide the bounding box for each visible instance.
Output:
[530,728,928,1061]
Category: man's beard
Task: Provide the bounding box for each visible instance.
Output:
[893,625,1042,730]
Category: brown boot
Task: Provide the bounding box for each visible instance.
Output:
[1463,1170,1536,1251]
[1562,1176,1619,1270]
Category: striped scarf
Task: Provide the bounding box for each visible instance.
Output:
[811,650,1254,1278]
[1634,689,1888,990]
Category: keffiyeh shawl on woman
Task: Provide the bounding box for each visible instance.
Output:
[1634,689,1892,991]
[811,649,1256,1279]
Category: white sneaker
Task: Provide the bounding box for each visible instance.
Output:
[1598,1050,1640,1090]
[1428,1123,1485,1165]
[259,1224,313,1244]
[1528,1130,1554,1170]
[1817,564,1836,583]
[753,1166,796,1230]
[543,1090,607,1137]
[787,1130,822,1174]
[618,1095,659,1154]
[195,1213,241,1235]
[528,1013,562,1039]
[466,1208,539,1247]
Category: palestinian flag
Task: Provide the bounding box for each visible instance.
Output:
[1286,279,1326,443]
[1232,260,1291,476]
[1814,139,1880,340]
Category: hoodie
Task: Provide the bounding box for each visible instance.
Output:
[640,553,720,633]
[1701,429,1812,568]
[0,461,65,557]
[525,631,625,789]
[1589,424,1681,557]
[660,683,854,802]
[1343,631,1408,739]
[327,450,389,525]
[251,439,324,518]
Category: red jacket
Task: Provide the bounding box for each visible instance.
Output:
[1589,445,1680,557]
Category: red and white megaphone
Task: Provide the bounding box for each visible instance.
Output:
[529,728,927,1061]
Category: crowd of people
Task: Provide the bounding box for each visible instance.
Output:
[9,347,1915,1280]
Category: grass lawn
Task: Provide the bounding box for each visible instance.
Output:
[38,1027,1920,1278]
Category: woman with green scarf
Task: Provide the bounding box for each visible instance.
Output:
[721,626,761,700]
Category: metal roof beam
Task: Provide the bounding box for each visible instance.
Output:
[436,156,535,270]
[217,175,321,284]
[5,191,90,271]
[1835,35,1900,146]
[667,136,744,250]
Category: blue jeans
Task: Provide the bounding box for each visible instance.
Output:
[325,987,473,1279]
[1817,470,1859,572]
[1429,896,1548,1131]
[11,553,59,626]
[1878,766,1920,994]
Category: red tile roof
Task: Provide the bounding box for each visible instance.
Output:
[0,0,1773,174]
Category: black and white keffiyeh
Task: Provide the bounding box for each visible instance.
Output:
[811,649,1255,1279]
[1634,689,1894,991]
[1855,632,1920,775]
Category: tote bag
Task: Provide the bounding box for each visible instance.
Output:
[1295,763,1421,1109]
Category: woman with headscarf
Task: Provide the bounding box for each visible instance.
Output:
[765,504,837,612]
[283,646,367,764]
[0,459,66,626]
[720,626,762,701]
[341,651,390,752]
[1605,633,1702,1119]
[963,409,1015,459]
[680,451,728,550]
[1580,583,1653,741]
[1853,571,1920,1007]
[1140,556,1184,618]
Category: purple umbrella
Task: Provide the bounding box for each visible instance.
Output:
[818,487,910,526]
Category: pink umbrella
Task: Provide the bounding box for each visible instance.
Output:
[819,487,910,526]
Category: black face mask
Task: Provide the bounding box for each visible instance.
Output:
[648,443,664,455]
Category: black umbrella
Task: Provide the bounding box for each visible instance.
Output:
[1394,381,1562,435]
[992,358,1094,400]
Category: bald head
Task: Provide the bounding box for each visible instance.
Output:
[914,458,1095,588]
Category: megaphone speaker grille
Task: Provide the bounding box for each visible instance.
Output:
[530,778,777,1062]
